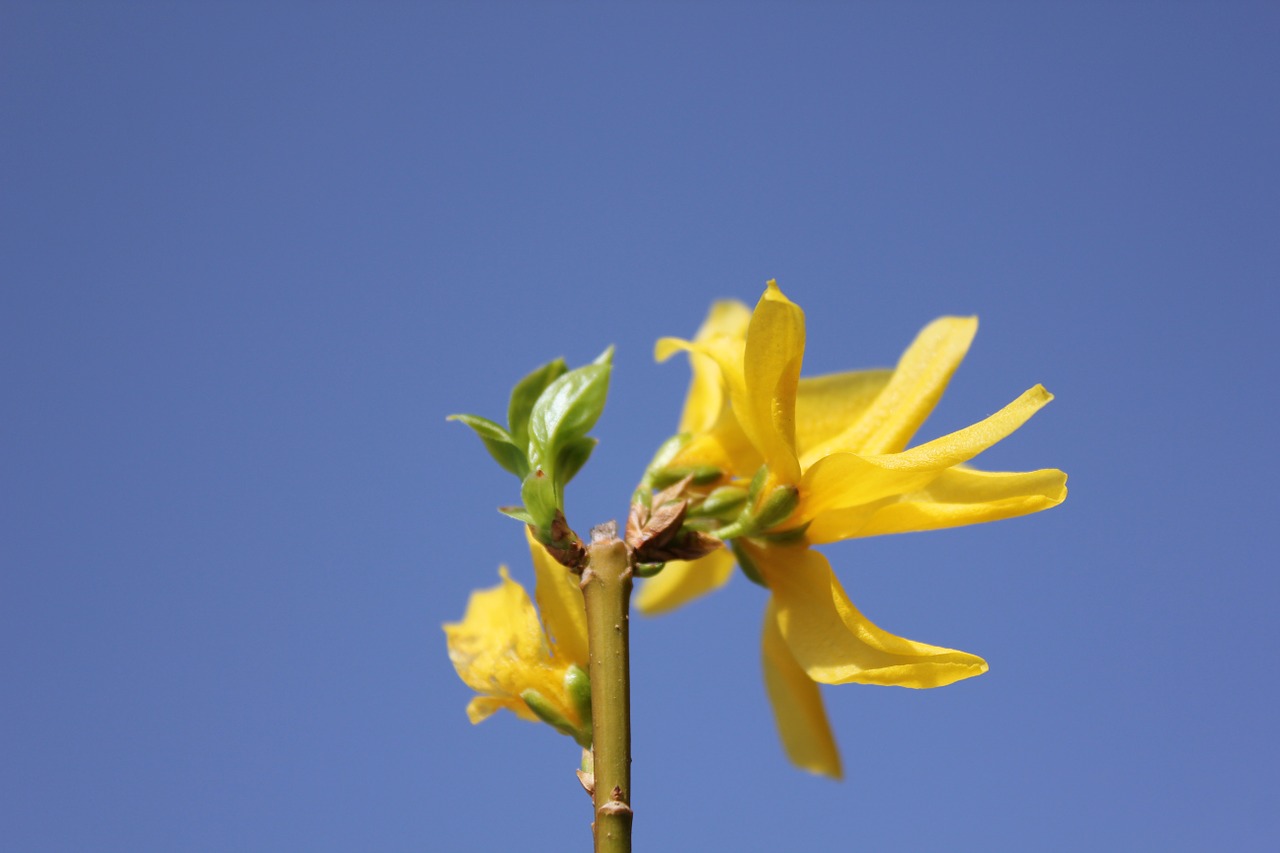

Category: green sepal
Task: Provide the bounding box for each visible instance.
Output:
[757,521,811,545]
[564,664,593,741]
[520,688,589,746]
[634,562,666,578]
[747,465,769,501]
[497,505,535,524]
[521,469,559,535]
[508,358,568,453]
[687,485,749,519]
[447,414,528,477]
[730,540,767,588]
[556,436,597,488]
[528,354,612,474]
[651,464,723,489]
[753,484,800,531]
[642,433,690,482]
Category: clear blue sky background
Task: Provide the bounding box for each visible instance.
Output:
[3,3,1277,851]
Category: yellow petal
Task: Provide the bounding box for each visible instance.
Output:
[634,548,735,615]
[527,527,589,667]
[751,544,988,688]
[444,568,579,726]
[466,695,533,724]
[795,369,894,469]
[739,281,804,484]
[798,385,1054,521]
[762,597,842,778]
[668,301,751,435]
[807,316,977,458]
[807,466,1068,543]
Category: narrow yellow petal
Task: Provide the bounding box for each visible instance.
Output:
[807,466,1068,543]
[655,334,762,477]
[808,316,977,458]
[466,695,535,724]
[798,385,1054,521]
[795,368,894,469]
[661,300,751,435]
[634,548,735,615]
[752,544,988,688]
[761,598,842,778]
[527,527,589,668]
[740,281,804,484]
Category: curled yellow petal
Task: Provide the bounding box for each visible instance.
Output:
[634,548,735,615]
[666,300,750,435]
[751,544,988,688]
[740,281,804,484]
[807,466,1068,544]
[807,316,977,459]
[762,598,842,778]
[798,385,1054,521]
[527,527,588,667]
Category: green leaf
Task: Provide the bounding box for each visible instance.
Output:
[447,414,527,477]
[498,505,535,524]
[528,358,612,473]
[507,358,567,453]
[521,469,559,533]
[556,437,597,489]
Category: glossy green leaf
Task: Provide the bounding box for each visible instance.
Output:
[521,469,559,533]
[556,437,597,488]
[528,355,612,473]
[507,358,567,453]
[447,413,527,477]
[497,505,535,524]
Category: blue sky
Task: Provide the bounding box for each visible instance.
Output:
[3,3,1277,850]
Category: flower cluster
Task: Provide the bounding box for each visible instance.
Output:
[634,281,1066,777]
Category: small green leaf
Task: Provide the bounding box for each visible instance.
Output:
[521,469,559,533]
[556,437,597,488]
[507,358,567,453]
[447,414,527,476]
[528,359,612,473]
[498,505,535,524]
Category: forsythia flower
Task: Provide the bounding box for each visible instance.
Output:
[445,529,591,744]
[636,281,1067,778]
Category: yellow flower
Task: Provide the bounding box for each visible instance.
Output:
[637,281,1067,778]
[444,529,591,743]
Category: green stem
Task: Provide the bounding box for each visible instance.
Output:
[581,530,634,853]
